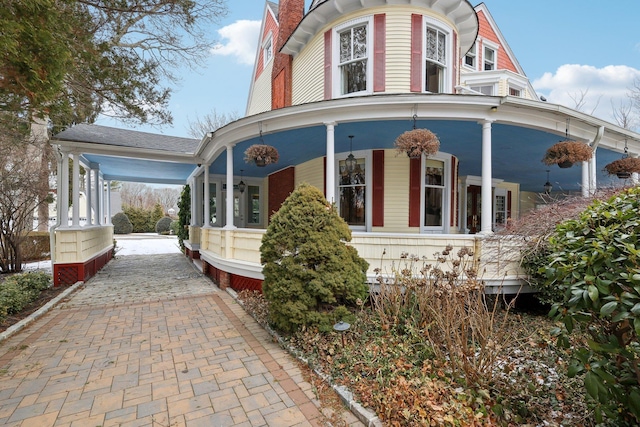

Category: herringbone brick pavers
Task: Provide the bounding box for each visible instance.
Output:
[0,253,364,427]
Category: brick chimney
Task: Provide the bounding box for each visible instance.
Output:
[271,0,304,110]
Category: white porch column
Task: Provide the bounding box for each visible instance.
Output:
[105,181,112,224]
[100,175,105,224]
[71,153,80,227]
[92,167,101,225]
[203,165,211,227]
[325,122,336,204]
[59,150,70,227]
[85,168,92,225]
[480,120,493,235]
[581,161,590,197]
[589,150,597,194]
[224,146,236,229]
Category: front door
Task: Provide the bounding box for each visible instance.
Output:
[466,185,481,234]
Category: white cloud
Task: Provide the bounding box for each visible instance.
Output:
[211,20,261,65]
[532,64,640,126]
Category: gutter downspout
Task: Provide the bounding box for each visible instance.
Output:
[582,126,604,197]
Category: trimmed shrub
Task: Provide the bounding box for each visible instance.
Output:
[112,212,133,234]
[170,220,180,236]
[540,187,640,424]
[260,183,369,334]
[155,216,172,234]
[0,272,51,321]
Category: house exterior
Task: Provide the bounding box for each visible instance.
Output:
[51,0,640,291]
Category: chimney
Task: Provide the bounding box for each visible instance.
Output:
[271,0,304,110]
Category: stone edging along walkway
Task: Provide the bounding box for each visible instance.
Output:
[0,281,84,344]
[229,288,383,427]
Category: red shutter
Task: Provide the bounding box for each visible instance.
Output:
[450,156,456,227]
[408,157,421,227]
[452,31,458,91]
[507,190,512,222]
[324,30,332,100]
[410,14,423,93]
[323,156,327,197]
[373,14,386,92]
[372,150,384,226]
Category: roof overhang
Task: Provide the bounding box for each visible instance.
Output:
[282,0,478,57]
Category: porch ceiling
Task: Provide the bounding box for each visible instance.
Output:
[214,118,625,193]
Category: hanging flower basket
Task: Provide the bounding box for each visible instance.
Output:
[394,129,440,158]
[604,157,640,179]
[542,141,593,167]
[244,144,279,167]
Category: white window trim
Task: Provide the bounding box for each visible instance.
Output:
[463,42,477,71]
[262,33,274,67]
[481,39,500,71]
[333,16,373,98]
[335,149,372,231]
[493,187,508,230]
[422,16,453,94]
[420,152,451,234]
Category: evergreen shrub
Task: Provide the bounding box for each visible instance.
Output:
[111,212,133,234]
[0,272,51,321]
[540,187,640,424]
[155,216,172,234]
[260,183,369,333]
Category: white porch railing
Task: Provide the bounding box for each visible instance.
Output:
[53,225,114,264]
[197,227,528,293]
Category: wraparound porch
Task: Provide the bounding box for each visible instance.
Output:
[188,226,527,295]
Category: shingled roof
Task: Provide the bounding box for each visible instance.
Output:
[53,123,199,154]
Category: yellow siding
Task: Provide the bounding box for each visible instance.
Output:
[295,158,324,191]
[292,35,324,105]
[291,6,456,103]
[247,62,274,115]
[519,191,539,217]
[378,149,414,233]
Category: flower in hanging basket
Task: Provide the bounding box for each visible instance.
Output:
[604,157,640,178]
[394,129,440,158]
[244,144,279,166]
[542,141,593,167]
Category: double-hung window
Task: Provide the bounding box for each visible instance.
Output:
[464,43,476,69]
[425,24,447,93]
[263,36,273,67]
[337,151,370,229]
[336,18,370,96]
[483,46,496,71]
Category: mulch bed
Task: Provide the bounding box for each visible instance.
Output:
[0,286,67,333]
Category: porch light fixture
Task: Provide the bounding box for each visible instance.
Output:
[333,320,351,347]
[543,169,552,194]
[238,169,246,194]
[345,135,357,172]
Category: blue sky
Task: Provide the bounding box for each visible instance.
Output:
[95,0,640,138]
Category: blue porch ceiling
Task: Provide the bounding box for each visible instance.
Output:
[213,118,623,193]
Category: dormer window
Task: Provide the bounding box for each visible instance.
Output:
[337,20,370,95]
[464,43,476,69]
[425,26,447,93]
[483,46,495,71]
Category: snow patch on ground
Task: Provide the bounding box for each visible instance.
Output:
[24,233,181,274]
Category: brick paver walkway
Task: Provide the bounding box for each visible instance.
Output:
[0,253,363,426]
